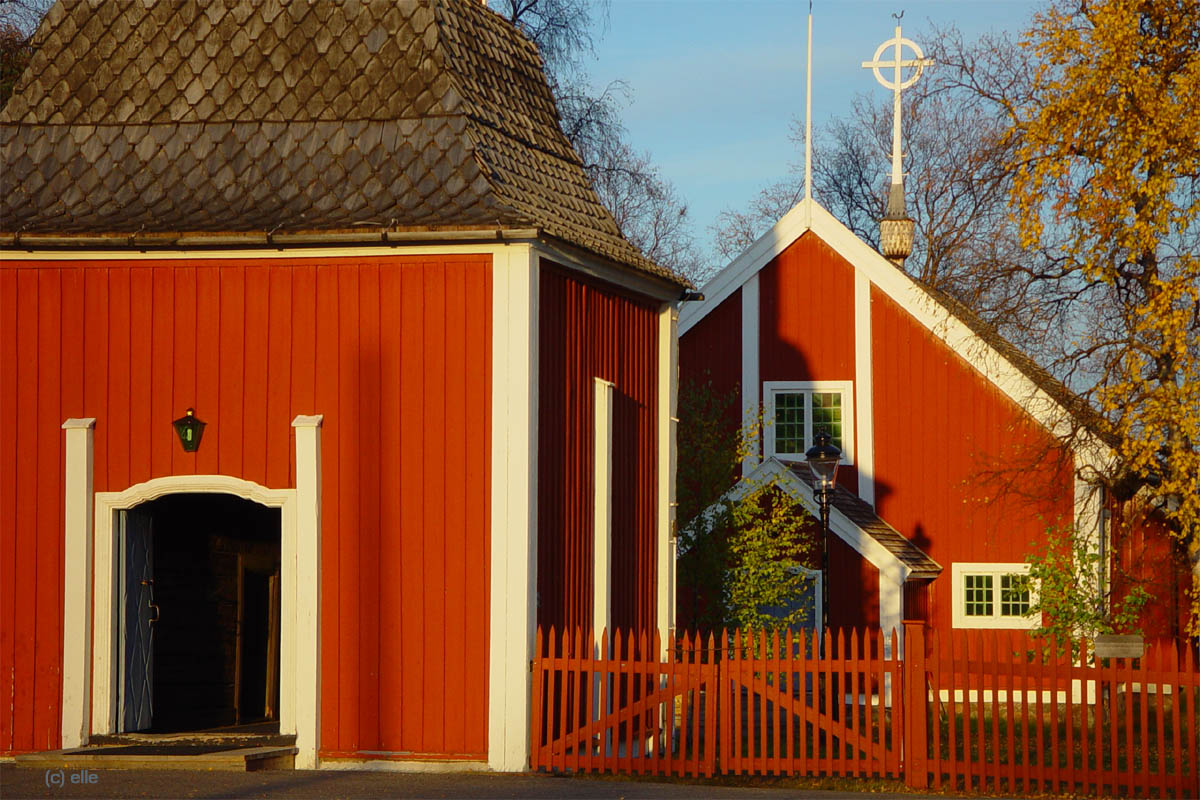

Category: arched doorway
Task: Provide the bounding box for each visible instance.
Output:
[87,474,306,748]
[117,494,282,733]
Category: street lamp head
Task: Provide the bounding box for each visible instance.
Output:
[805,431,842,491]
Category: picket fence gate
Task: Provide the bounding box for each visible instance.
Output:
[530,622,1200,798]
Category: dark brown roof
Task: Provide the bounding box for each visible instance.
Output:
[0,0,684,285]
[784,463,942,579]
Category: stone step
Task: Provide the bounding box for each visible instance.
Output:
[14,744,297,772]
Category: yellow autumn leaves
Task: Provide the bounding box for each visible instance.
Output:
[1010,0,1200,627]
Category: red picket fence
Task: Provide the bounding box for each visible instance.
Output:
[530,625,905,780]
[909,625,1200,798]
[530,623,1200,798]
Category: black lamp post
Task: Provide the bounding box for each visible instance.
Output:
[805,431,842,633]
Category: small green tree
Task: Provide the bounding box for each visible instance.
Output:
[677,376,818,632]
[1025,523,1152,648]
[725,477,817,632]
[676,377,744,631]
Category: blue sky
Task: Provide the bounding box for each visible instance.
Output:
[585,0,1042,262]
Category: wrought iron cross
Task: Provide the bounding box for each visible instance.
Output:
[861,21,934,188]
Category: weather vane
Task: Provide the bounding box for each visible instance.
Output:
[861,17,933,265]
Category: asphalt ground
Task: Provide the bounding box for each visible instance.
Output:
[0,766,950,800]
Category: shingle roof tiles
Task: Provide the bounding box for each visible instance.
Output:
[1,0,684,285]
[785,463,942,579]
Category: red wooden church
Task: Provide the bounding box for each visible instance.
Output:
[0,0,685,770]
[679,196,1191,642]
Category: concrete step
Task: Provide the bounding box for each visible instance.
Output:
[14,744,297,771]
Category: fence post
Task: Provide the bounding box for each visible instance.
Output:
[903,621,928,790]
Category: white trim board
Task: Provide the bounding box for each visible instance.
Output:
[593,378,614,641]
[853,270,875,507]
[4,239,685,304]
[290,414,324,769]
[740,274,760,477]
[678,197,1085,444]
[61,418,96,750]
[487,245,539,772]
[656,304,679,652]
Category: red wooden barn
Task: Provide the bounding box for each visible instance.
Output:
[0,0,686,769]
[679,197,1191,641]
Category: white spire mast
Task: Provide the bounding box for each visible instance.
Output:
[804,2,813,211]
[888,23,905,191]
[861,16,933,265]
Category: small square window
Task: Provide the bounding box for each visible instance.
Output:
[763,382,854,464]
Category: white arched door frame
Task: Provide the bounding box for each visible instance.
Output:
[90,475,298,740]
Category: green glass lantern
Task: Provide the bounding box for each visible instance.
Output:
[172,408,206,452]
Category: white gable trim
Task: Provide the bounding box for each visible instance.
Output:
[745,460,907,580]
[679,197,1081,443]
[724,458,908,632]
[679,202,814,333]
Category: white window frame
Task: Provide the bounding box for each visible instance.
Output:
[951,562,1039,629]
[762,380,855,466]
[794,565,824,634]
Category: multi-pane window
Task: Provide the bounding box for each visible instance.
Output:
[763,382,853,463]
[1000,574,1032,616]
[811,392,843,450]
[773,393,806,454]
[952,564,1037,629]
[964,574,994,617]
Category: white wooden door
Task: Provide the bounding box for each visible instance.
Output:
[119,508,155,732]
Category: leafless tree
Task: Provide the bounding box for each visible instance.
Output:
[710,24,1069,360]
[0,0,49,106]
[0,0,48,34]
[494,0,705,281]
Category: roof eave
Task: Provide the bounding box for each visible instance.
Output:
[0,225,545,252]
[534,232,692,299]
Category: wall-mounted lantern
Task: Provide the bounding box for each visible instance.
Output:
[172,408,206,452]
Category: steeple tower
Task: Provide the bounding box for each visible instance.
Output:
[862,19,933,267]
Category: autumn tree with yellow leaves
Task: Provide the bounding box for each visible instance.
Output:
[1006,0,1200,626]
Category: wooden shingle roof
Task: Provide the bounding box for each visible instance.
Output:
[784,463,943,580]
[0,0,685,285]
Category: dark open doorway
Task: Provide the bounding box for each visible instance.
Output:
[122,493,281,734]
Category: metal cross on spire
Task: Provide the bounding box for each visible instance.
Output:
[861,16,933,265]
